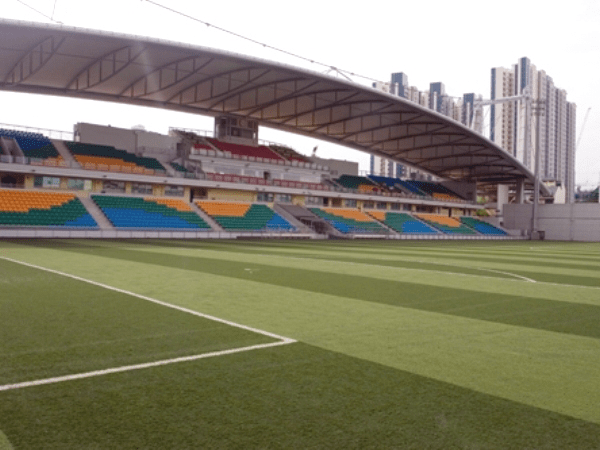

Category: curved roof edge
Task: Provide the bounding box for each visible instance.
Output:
[0,19,550,196]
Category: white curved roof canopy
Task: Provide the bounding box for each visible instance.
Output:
[0,19,548,195]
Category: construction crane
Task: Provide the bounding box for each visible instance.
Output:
[469,87,532,134]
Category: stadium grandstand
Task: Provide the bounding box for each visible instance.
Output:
[0,19,557,240]
[1,10,599,450]
[0,118,518,240]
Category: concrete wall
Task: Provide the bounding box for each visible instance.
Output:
[504,203,600,241]
[206,188,256,202]
[308,156,358,177]
[75,123,178,156]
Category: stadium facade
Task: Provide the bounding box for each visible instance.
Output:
[3,19,588,241]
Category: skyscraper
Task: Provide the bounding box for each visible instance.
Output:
[490,57,576,202]
[391,72,409,98]
[371,73,471,180]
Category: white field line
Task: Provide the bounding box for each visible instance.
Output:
[0,256,295,342]
[424,263,537,283]
[279,254,600,291]
[0,256,296,392]
[0,340,292,392]
[246,252,538,284]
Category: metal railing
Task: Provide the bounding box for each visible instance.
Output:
[0,123,74,141]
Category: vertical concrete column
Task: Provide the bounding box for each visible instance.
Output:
[497,184,509,215]
[515,179,525,204]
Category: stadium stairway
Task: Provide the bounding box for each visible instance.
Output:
[276,204,345,237]
[162,161,177,177]
[51,140,80,167]
[272,203,313,234]
[78,195,114,229]
[365,211,398,235]
[1,136,24,158]
[189,202,222,231]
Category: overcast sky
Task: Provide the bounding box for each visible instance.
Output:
[1,0,599,187]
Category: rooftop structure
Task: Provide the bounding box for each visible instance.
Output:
[0,19,549,198]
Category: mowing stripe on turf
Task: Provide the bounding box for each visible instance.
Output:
[250,252,538,283]
[0,340,293,392]
[0,256,296,343]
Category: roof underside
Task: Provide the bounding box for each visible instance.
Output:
[0,19,548,194]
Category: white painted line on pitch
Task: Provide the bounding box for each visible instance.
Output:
[246,252,539,284]
[0,256,296,343]
[280,254,600,291]
[0,340,293,392]
[447,266,537,283]
[387,257,538,283]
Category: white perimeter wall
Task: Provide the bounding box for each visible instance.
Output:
[504,203,600,241]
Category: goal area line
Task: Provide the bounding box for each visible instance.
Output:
[0,256,297,392]
[0,340,293,392]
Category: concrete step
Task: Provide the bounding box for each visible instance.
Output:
[190,202,222,231]
[365,211,399,236]
[278,204,342,237]
[79,195,113,229]
[272,203,314,234]
[2,137,23,158]
[52,139,79,167]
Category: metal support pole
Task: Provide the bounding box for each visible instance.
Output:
[530,92,545,239]
[522,87,536,239]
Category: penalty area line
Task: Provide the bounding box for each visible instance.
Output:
[0,256,295,342]
[0,340,294,392]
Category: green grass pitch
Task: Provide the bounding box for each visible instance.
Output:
[1,238,599,448]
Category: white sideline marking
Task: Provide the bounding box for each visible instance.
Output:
[0,256,295,342]
[0,256,297,392]
[0,340,292,392]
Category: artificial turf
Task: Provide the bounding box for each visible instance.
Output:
[1,239,599,448]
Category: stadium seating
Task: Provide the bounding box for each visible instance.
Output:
[0,129,61,161]
[0,189,97,227]
[206,138,285,162]
[460,217,507,235]
[334,175,383,193]
[367,175,403,190]
[169,162,189,173]
[269,144,311,163]
[92,195,210,229]
[415,214,477,235]
[392,179,425,196]
[65,142,166,174]
[368,211,438,234]
[309,208,386,234]
[196,201,295,231]
[403,180,462,201]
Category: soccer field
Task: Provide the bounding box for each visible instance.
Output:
[1,238,599,448]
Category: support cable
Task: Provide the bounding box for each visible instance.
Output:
[13,0,62,23]
[142,0,381,84]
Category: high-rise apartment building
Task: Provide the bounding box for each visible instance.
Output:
[371,73,475,180]
[391,72,409,98]
[490,57,576,202]
[429,82,445,112]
